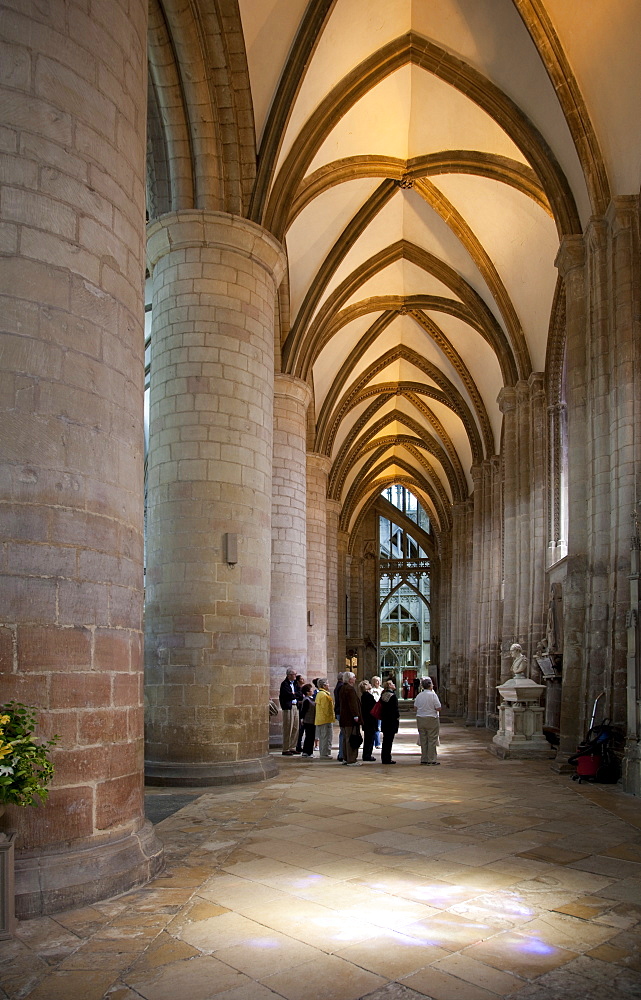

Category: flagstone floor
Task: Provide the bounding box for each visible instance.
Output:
[2,721,641,1000]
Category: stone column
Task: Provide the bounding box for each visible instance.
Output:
[483,456,504,724]
[449,499,474,716]
[438,530,452,703]
[306,454,332,677]
[607,199,640,771]
[524,374,548,656]
[499,377,547,678]
[145,211,286,785]
[557,206,641,780]
[337,529,350,681]
[326,499,342,683]
[468,459,503,726]
[547,399,568,566]
[347,541,365,669]
[499,386,518,680]
[467,466,484,724]
[0,0,162,916]
[555,235,587,760]
[362,526,380,677]
[270,375,312,730]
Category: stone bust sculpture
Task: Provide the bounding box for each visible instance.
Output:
[509,643,527,677]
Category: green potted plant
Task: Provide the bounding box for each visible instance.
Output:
[0,703,59,937]
[0,703,59,810]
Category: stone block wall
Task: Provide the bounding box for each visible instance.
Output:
[0,0,162,915]
[144,211,285,783]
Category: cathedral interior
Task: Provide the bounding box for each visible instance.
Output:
[1,0,641,996]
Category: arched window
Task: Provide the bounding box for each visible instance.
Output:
[378,486,431,673]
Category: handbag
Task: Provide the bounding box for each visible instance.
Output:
[370,700,382,720]
[349,725,363,749]
[268,699,278,717]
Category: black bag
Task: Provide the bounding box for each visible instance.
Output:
[349,726,363,749]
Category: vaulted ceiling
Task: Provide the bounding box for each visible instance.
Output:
[146,0,641,545]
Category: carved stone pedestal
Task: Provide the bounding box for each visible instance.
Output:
[0,830,16,939]
[489,677,554,759]
[622,739,641,797]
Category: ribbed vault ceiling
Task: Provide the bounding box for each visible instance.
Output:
[147,0,641,543]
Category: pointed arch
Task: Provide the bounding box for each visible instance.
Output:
[511,0,610,216]
[380,577,430,616]
[287,240,518,385]
[290,152,551,225]
[147,0,256,215]
[320,344,490,462]
[263,32,580,239]
[329,408,467,503]
[347,472,450,544]
[342,455,452,536]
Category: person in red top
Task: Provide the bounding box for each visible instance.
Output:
[339,671,363,766]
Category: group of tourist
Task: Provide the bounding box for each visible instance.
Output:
[277,668,441,766]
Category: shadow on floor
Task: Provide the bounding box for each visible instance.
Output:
[144,791,199,824]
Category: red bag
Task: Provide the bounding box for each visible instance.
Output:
[575,754,601,777]
[370,700,382,720]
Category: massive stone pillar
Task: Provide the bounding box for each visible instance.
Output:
[337,528,350,680]
[606,199,640,791]
[325,499,342,683]
[610,199,641,794]
[558,205,641,786]
[499,377,547,679]
[347,537,366,670]
[468,459,502,726]
[438,530,452,704]
[0,0,162,916]
[270,375,312,720]
[555,235,588,760]
[145,211,285,785]
[449,499,474,716]
[306,454,332,677]
[499,386,518,676]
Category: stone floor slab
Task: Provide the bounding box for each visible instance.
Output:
[6,723,641,1000]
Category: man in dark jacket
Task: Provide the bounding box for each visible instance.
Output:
[334,671,344,760]
[279,667,300,755]
[339,671,363,766]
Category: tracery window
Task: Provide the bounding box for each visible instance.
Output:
[378,486,431,691]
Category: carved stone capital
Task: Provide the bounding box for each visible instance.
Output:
[554,235,585,278]
[470,464,483,489]
[528,372,545,397]
[307,452,332,477]
[274,374,313,410]
[606,195,639,236]
[585,216,608,254]
[497,386,517,414]
[146,210,287,284]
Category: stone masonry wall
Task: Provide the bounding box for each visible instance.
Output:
[144,211,285,783]
[0,0,162,915]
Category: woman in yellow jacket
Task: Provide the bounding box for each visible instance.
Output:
[314,678,336,758]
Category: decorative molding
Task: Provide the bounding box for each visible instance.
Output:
[289,152,550,226]
[511,0,611,217]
